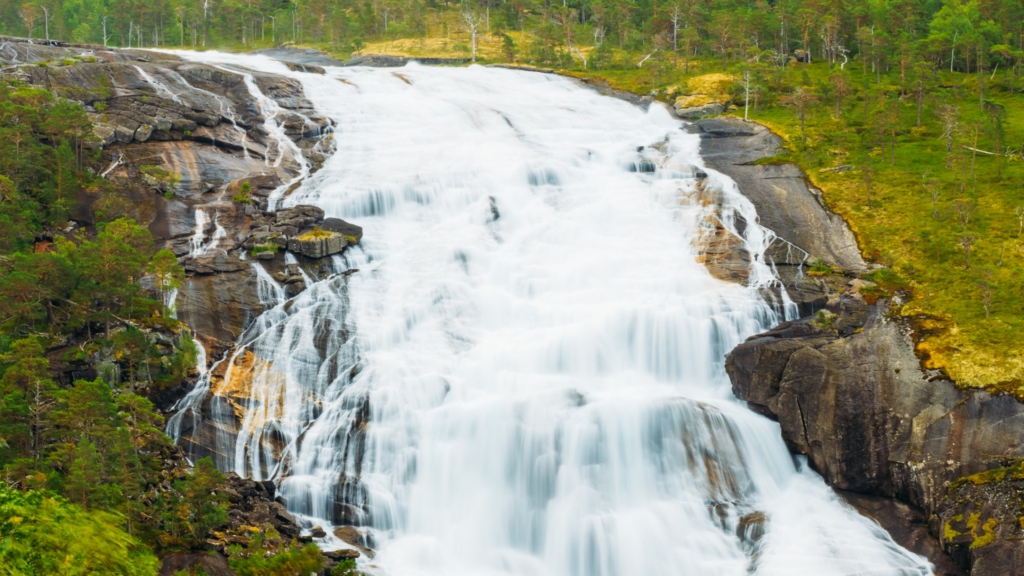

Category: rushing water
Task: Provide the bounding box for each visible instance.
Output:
[168,52,930,576]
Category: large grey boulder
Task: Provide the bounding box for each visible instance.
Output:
[287,230,347,258]
[726,296,1024,575]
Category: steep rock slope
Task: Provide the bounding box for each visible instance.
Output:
[702,116,1024,576]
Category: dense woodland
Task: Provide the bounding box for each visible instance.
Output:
[2,0,1024,573]
[0,0,1022,69]
[0,75,336,576]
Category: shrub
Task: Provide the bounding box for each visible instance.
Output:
[251,244,279,257]
[0,488,160,575]
[233,181,252,204]
[332,559,358,576]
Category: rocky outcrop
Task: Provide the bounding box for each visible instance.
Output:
[156,463,356,576]
[252,47,349,67]
[700,115,1024,575]
[726,291,1024,575]
[343,53,469,67]
[675,101,728,119]
[689,117,867,274]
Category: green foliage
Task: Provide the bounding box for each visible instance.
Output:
[149,249,185,317]
[163,457,228,546]
[233,181,252,204]
[813,309,835,329]
[251,244,279,257]
[0,82,96,250]
[0,488,160,576]
[54,217,155,337]
[332,559,358,576]
[140,165,181,192]
[228,531,324,576]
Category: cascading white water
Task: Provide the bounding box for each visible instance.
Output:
[169,52,930,576]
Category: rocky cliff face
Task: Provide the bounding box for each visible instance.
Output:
[701,117,1024,576]
[726,295,1024,575]
[1,35,364,431]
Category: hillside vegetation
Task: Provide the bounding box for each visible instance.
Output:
[3,0,1023,387]
[1,0,1024,569]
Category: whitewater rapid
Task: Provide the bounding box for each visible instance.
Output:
[168,52,930,576]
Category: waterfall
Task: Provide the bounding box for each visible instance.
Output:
[169,52,930,576]
[133,64,186,106]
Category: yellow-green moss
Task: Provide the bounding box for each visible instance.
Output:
[949,460,1024,491]
[970,518,998,549]
[944,520,961,541]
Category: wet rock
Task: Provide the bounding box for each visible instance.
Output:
[839,490,966,576]
[691,117,867,274]
[342,54,415,67]
[282,61,326,74]
[333,503,366,526]
[175,270,268,344]
[727,298,1024,575]
[251,47,349,67]
[332,526,375,558]
[310,525,327,538]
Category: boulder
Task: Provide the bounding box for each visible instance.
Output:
[282,61,326,74]
[274,205,325,229]
[135,123,154,142]
[273,503,297,525]
[675,102,727,119]
[726,297,1024,575]
[332,526,374,558]
[324,549,360,561]
[158,552,233,576]
[287,230,347,259]
[322,218,363,243]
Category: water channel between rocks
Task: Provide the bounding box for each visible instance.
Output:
[165,52,932,576]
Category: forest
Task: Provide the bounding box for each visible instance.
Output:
[2,0,1024,573]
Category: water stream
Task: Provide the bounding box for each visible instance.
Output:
[169,53,930,576]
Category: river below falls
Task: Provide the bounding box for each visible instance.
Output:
[166,51,932,576]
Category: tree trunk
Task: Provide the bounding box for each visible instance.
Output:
[921,84,929,127]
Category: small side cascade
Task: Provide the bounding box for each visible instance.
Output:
[133,65,186,106]
[209,63,310,208]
